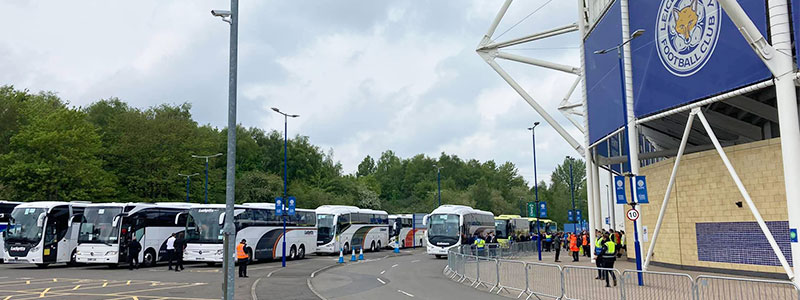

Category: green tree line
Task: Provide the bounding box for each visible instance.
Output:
[0,86,588,225]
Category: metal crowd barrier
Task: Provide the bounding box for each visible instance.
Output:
[621,270,694,300]
[694,275,800,300]
[444,244,800,300]
[562,265,623,300]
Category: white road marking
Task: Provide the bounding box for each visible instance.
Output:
[411,260,420,263]
[397,290,414,297]
[380,270,386,275]
[251,277,262,300]
[376,278,386,285]
[391,264,398,268]
[267,270,276,278]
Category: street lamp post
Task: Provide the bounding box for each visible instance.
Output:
[594,28,646,285]
[272,107,299,268]
[192,153,223,204]
[211,3,237,299]
[527,122,542,261]
[567,156,576,234]
[433,165,443,207]
[178,173,200,202]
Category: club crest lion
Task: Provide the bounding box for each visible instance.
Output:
[656,0,720,77]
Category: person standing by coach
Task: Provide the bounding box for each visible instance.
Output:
[128,236,142,270]
[237,239,250,278]
[166,233,176,270]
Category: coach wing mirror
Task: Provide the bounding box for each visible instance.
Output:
[422,215,428,226]
[111,213,125,227]
[175,212,185,225]
[36,213,46,227]
[219,213,226,225]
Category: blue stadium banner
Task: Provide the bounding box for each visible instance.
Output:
[615,176,627,204]
[575,209,583,222]
[628,0,770,118]
[634,176,649,204]
[275,197,283,216]
[287,196,296,216]
[585,0,624,144]
[539,202,548,218]
[567,209,574,222]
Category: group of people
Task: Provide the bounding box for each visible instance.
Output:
[559,229,626,288]
[124,233,187,271]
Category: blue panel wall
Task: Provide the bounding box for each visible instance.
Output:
[585,0,624,144]
[696,221,793,267]
[794,0,800,67]
[629,0,771,118]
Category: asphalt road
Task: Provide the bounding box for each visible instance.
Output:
[310,249,508,300]
[0,249,499,300]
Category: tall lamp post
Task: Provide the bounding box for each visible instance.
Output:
[210,3,237,299]
[527,122,542,261]
[178,173,200,203]
[566,156,576,234]
[192,153,223,204]
[272,107,299,268]
[433,165,443,207]
[594,28,646,285]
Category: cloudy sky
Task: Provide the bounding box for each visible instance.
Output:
[2,0,591,186]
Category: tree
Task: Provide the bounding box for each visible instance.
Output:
[356,155,376,178]
[0,105,116,201]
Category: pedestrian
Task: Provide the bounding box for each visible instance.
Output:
[619,230,627,258]
[174,233,185,272]
[594,230,604,280]
[569,233,579,262]
[545,232,553,252]
[582,232,590,257]
[166,233,176,270]
[601,233,618,287]
[128,236,142,270]
[553,233,562,262]
[474,234,486,257]
[237,239,249,278]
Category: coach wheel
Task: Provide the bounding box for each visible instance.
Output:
[298,245,305,259]
[435,255,442,259]
[206,262,217,267]
[143,249,156,267]
[289,245,297,260]
[370,241,376,252]
[67,250,78,266]
[376,241,381,251]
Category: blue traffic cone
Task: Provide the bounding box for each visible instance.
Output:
[338,248,345,264]
[351,248,357,261]
[393,240,400,253]
[359,248,364,260]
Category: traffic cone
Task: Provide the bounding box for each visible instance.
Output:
[359,247,364,260]
[337,248,345,264]
[351,248,357,261]
[393,240,400,253]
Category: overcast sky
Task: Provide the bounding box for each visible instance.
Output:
[2,0,590,186]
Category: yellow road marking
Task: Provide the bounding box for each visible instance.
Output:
[39,288,50,297]
[102,282,108,287]
[127,280,131,285]
[24,282,29,285]
[4,296,12,300]
[72,285,80,290]
[51,279,56,283]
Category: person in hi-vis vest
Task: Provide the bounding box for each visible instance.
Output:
[237,239,249,278]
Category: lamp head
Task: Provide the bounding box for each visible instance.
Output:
[631,29,645,39]
[271,107,280,113]
[290,114,300,118]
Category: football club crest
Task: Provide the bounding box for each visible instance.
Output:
[656,0,721,77]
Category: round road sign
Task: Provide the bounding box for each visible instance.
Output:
[626,209,640,221]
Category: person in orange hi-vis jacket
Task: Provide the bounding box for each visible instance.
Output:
[569,233,580,262]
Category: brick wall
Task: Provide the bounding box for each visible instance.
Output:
[624,138,789,274]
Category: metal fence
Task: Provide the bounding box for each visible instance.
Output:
[694,275,800,300]
[444,242,800,300]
